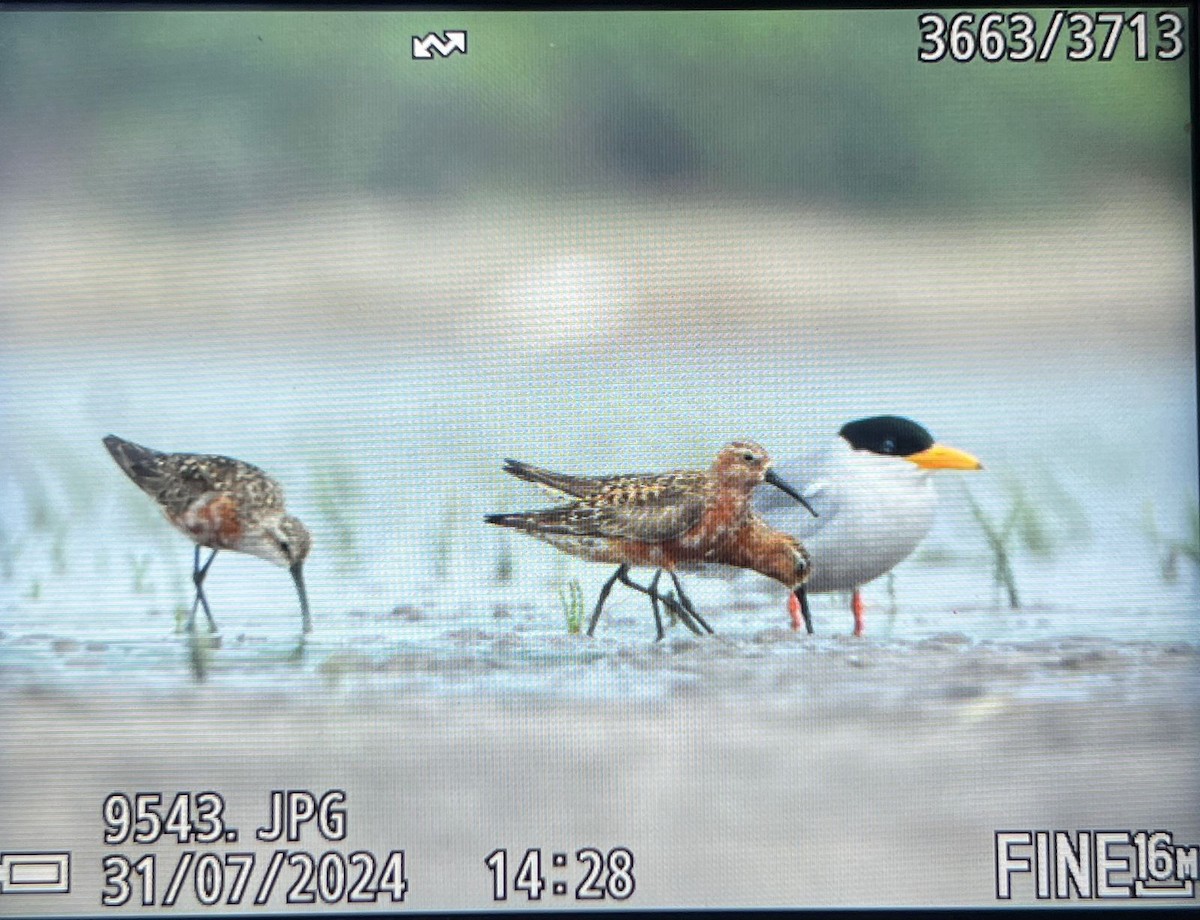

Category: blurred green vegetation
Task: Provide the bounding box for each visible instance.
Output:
[0,10,1187,222]
[558,578,585,634]
[432,491,460,584]
[307,454,365,577]
[493,532,514,584]
[960,465,1092,609]
[1144,497,1200,583]
[3,437,188,602]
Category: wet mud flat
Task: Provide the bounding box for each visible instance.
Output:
[1,633,1197,909]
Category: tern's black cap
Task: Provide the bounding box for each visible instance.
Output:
[839,416,935,458]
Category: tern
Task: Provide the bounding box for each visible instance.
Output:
[757,416,982,636]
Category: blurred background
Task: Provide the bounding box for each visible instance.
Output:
[0,9,1195,667]
[1,10,1191,348]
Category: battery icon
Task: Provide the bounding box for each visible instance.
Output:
[0,853,71,894]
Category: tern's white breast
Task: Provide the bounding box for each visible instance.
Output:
[760,442,937,593]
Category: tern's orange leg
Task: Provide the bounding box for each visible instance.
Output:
[787,588,814,634]
[788,592,803,630]
[851,589,865,637]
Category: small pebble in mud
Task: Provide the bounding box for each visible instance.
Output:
[491,606,512,619]
[707,636,744,656]
[752,628,796,645]
[64,653,105,669]
[85,642,108,652]
[319,651,375,678]
[390,605,425,621]
[726,598,765,611]
[1163,644,1197,657]
[379,655,433,674]
[672,677,704,697]
[943,683,985,700]
[845,656,868,668]
[610,644,646,663]
[927,632,971,645]
[446,628,493,642]
[1056,649,1114,670]
[667,636,701,654]
[51,639,81,656]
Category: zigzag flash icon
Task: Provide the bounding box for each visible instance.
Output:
[412,30,467,60]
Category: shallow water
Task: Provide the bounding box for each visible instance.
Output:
[1,341,1196,694]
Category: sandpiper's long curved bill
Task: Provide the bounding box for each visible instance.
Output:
[290,563,312,634]
[764,469,818,518]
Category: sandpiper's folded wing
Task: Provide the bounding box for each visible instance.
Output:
[501,459,606,498]
[104,436,284,517]
[487,478,707,543]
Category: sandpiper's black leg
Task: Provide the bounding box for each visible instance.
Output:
[623,568,701,635]
[187,548,202,629]
[648,570,665,641]
[587,564,625,636]
[668,570,714,635]
[664,590,704,635]
[616,569,702,635]
[797,586,814,635]
[189,546,219,633]
[641,569,703,636]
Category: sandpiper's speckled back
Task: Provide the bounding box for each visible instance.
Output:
[104,434,313,634]
[103,435,286,520]
[489,440,789,541]
[488,467,711,542]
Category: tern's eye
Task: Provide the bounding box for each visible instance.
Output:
[881,438,897,454]
[279,540,292,559]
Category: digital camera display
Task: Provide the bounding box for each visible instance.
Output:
[0,5,1196,913]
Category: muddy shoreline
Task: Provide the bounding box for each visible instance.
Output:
[2,635,1196,910]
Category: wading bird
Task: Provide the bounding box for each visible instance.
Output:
[756,416,982,636]
[104,435,312,634]
[485,440,814,639]
[655,512,814,637]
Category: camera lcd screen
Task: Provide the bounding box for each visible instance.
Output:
[0,5,1196,912]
